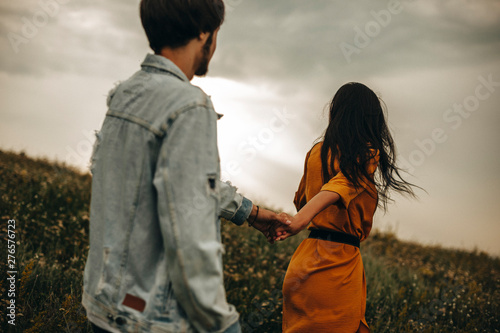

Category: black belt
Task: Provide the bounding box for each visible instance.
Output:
[308,228,360,248]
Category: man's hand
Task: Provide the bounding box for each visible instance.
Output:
[247,205,292,243]
[272,212,309,242]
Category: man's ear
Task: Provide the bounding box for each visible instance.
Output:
[198,31,210,44]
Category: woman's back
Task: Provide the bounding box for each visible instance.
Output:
[282,142,378,332]
[278,82,418,333]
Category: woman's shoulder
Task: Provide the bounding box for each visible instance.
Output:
[302,142,326,174]
[310,141,323,154]
[308,142,379,175]
[305,142,323,162]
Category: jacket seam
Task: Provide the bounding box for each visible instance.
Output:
[83,291,183,333]
[107,110,165,137]
[142,62,187,82]
[163,102,212,134]
[107,100,211,138]
[114,152,148,301]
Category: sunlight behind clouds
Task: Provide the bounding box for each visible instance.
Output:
[192,76,298,180]
[1,0,499,255]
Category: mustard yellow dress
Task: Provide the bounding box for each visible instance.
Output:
[282,142,379,332]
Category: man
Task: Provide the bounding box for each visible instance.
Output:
[82,0,290,332]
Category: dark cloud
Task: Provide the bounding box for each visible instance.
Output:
[210,0,500,92]
[2,0,499,83]
[0,0,148,78]
[1,0,500,255]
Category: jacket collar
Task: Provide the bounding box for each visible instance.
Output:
[140,54,189,82]
[140,54,224,119]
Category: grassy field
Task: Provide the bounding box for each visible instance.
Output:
[0,149,499,332]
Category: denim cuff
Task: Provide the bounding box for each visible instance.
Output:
[230,197,253,226]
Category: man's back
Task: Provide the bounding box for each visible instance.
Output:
[82,54,242,333]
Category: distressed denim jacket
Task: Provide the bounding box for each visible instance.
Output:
[82,54,252,333]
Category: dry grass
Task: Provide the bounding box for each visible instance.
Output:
[1,149,498,332]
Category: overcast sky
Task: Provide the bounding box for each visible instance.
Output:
[1,0,499,256]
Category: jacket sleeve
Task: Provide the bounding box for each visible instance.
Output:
[153,105,238,333]
[320,152,380,208]
[219,181,253,226]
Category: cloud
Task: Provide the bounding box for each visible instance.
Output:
[1,0,499,255]
[2,0,498,83]
[0,0,148,77]
[211,0,500,90]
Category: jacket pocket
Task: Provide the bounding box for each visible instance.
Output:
[207,173,219,196]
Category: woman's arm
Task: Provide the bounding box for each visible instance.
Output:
[276,191,340,241]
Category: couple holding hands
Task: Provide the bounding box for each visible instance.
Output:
[82,1,416,332]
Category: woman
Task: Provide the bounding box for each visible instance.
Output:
[275,83,418,332]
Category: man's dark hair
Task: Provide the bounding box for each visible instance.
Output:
[140,0,225,53]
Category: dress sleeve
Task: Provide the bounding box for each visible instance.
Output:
[320,151,380,208]
[293,150,312,211]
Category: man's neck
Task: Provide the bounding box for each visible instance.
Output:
[159,43,198,81]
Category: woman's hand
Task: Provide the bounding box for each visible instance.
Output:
[247,206,292,243]
[272,213,310,242]
[272,191,341,241]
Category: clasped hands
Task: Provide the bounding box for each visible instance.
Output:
[247,205,308,244]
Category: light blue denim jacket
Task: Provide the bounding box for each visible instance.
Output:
[82,54,252,333]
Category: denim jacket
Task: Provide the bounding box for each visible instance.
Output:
[82,54,252,333]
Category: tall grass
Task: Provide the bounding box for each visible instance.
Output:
[0,151,91,332]
[1,150,498,332]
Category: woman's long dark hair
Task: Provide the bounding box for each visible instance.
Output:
[320,82,418,210]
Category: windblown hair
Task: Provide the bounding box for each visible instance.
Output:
[140,0,225,53]
[320,82,418,210]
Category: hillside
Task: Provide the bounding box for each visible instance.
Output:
[0,150,498,332]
